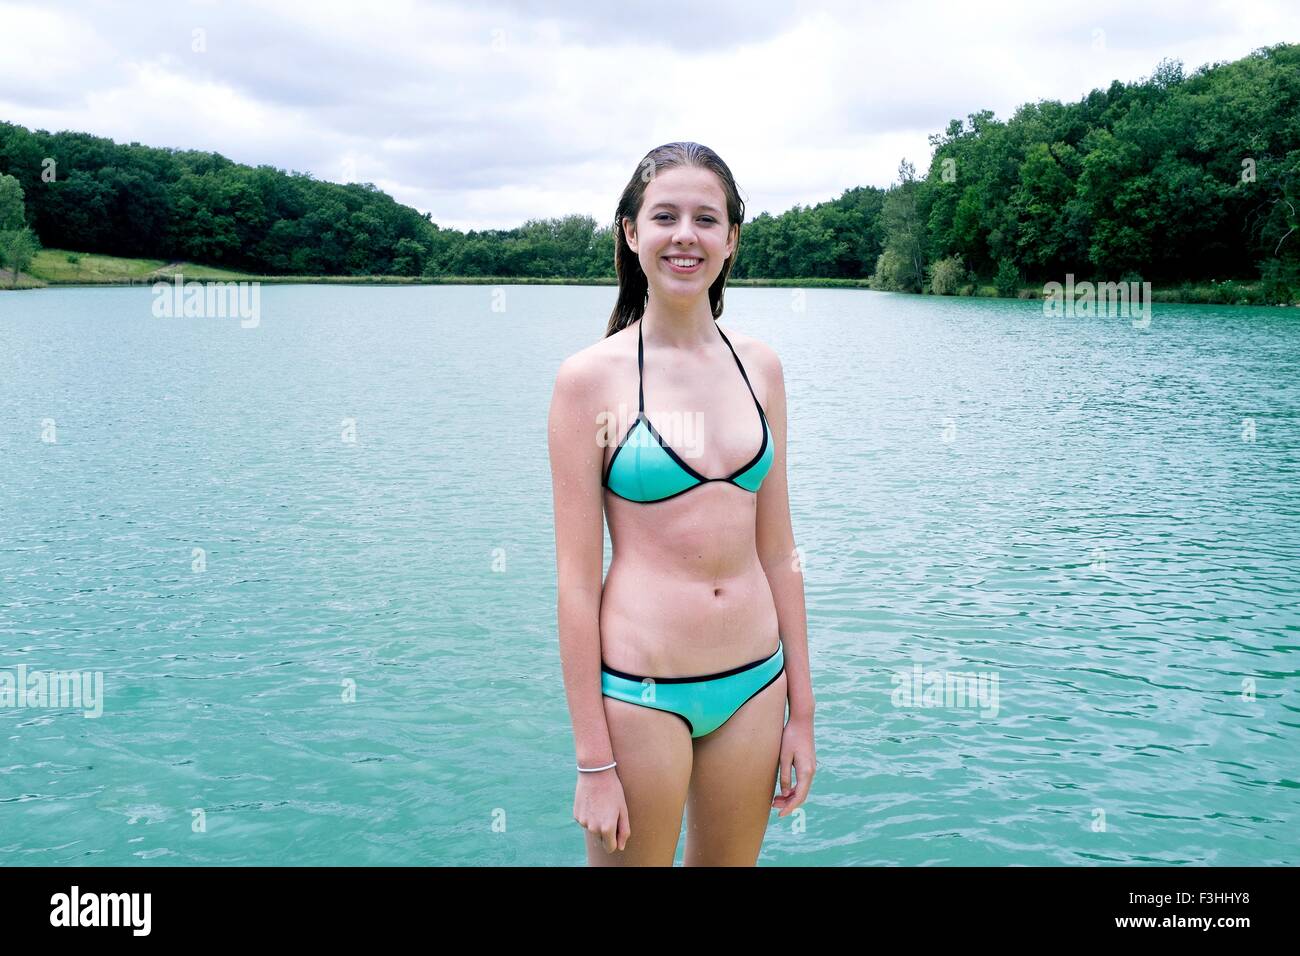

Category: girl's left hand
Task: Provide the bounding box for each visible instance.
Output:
[772,715,815,816]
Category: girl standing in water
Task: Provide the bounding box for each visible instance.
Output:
[548,142,815,865]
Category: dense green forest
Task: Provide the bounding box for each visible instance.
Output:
[886,42,1300,299]
[1,42,1297,298]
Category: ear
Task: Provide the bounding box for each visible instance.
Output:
[725,221,738,258]
[622,215,638,254]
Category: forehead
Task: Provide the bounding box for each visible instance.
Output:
[643,166,726,211]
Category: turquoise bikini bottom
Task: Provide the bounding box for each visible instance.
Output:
[600,640,785,739]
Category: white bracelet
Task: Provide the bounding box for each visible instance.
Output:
[577,760,617,772]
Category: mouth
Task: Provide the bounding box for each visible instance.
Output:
[663,256,703,274]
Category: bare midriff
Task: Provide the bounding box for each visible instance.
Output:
[599,484,780,677]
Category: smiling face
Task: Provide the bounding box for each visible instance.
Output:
[623,165,737,301]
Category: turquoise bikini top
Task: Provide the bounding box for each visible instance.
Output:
[603,318,774,504]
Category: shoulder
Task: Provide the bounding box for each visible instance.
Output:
[553,326,630,399]
[717,323,783,382]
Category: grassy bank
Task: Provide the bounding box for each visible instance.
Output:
[24,249,256,285]
[0,268,44,289]
[4,250,1295,306]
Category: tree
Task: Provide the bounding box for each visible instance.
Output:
[0,172,39,286]
[391,237,426,276]
[926,255,964,294]
[994,258,1020,297]
[1,227,40,287]
[0,173,25,230]
[1012,142,1083,273]
[877,159,927,292]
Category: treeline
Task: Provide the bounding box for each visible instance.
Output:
[872,42,1300,299]
[1,42,1297,293]
[0,123,441,276]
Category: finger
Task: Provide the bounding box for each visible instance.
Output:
[776,775,802,815]
[603,824,618,853]
[789,759,815,807]
[780,754,793,794]
[617,809,631,851]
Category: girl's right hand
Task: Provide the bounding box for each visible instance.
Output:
[574,769,630,852]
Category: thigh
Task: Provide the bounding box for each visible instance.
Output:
[586,696,693,866]
[683,670,787,866]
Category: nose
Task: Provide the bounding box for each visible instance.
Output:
[671,219,699,245]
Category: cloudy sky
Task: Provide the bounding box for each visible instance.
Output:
[1,0,1296,231]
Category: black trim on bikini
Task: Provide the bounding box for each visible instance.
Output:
[604,663,786,737]
[601,318,770,491]
[601,641,781,684]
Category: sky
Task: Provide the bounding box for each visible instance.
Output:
[1,0,1297,232]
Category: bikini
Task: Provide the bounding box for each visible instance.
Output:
[599,318,785,738]
[603,318,774,503]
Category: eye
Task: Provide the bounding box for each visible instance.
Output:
[654,214,717,223]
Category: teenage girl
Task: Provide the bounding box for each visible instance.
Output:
[548,141,816,866]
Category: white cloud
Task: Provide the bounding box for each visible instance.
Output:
[0,0,1295,230]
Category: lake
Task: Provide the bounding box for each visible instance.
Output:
[0,284,1297,865]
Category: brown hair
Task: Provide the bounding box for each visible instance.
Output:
[604,142,745,338]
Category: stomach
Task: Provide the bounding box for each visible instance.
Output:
[599,490,780,676]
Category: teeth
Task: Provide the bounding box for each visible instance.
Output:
[669,258,701,267]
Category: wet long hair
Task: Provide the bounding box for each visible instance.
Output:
[604,142,745,338]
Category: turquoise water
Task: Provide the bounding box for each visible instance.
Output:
[0,284,1296,865]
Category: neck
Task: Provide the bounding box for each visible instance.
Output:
[641,296,717,350]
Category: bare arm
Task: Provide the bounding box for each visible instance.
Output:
[548,354,614,767]
[753,346,814,721]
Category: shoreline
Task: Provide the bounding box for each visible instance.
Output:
[4,263,1295,308]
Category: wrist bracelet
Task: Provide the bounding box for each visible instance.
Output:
[577,760,617,772]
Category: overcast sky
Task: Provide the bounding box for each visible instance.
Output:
[1,0,1296,232]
